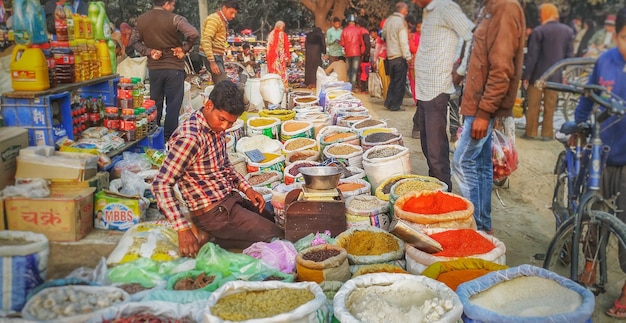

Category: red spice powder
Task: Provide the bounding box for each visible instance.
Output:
[429,229,495,257]
[401,191,467,214]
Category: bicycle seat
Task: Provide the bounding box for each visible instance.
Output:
[559,121,590,135]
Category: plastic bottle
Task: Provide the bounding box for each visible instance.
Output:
[63,3,74,42]
[120,108,137,141]
[73,13,82,40]
[39,42,57,88]
[104,107,119,130]
[87,39,100,78]
[106,38,117,73]
[12,0,48,45]
[10,44,50,91]
[138,107,148,137]
[88,1,112,41]
[131,77,141,108]
[76,38,89,80]
[96,39,111,75]
[54,2,68,41]
[50,40,75,84]
[69,40,82,82]
[134,109,144,139]
[83,15,93,40]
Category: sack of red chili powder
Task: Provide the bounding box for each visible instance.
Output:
[405,228,506,274]
[394,191,477,230]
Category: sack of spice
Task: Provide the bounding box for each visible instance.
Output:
[283,160,321,185]
[280,120,315,143]
[282,137,317,155]
[245,170,283,188]
[228,152,248,177]
[405,228,506,275]
[285,150,319,166]
[394,190,476,230]
[337,178,371,199]
[388,177,448,217]
[317,127,360,155]
[361,129,403,152]
[421,258,508,291]
[330,106,369,126]
[375,174,426,201]
[258,109,296,122]
[296,244,351,283]
[295,111,332,138]
[246,117,282,140]
[351,264,408,278]
[334,226,405,266]
[246,153,285,174]
[323,143,364,168]
[362,145,412,192]
[336,114,371,128]
[344,195,390,230]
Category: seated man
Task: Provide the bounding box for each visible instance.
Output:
[325,56,348,82]
[152,81,284,256]
[236,42,257,82]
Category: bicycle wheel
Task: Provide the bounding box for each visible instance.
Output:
[544,210,626,295]
[551,151,570,227]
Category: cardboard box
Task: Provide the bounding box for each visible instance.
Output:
[15,146,98,181]
[0,127,29,190]
[94,190,148,231]
[5,188,95,241]
[50,172,110,192]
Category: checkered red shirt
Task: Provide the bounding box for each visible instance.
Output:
[151,110,251,231]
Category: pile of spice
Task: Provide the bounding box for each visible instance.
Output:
[341,230,399,256]
[364,132,400,143]
[367,146,401,159]
[283,121,310,132]
[327,144,361,155]
[303,248,341,262]
[288,162,317,176]
[337,182,366,193]
[347,197,385,211]
[393,179,444,197]
[211,288,315,321]
[249,118,277,127]
[288,151,317,163]
[402,191,467,214]
[323,132,356,143]
[354,119,383,129]
[285,138,315,151]
[343,115,369,121]
[429,229,495,257]
[173,272,216,290]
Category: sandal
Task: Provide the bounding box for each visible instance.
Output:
[606,300,626,319]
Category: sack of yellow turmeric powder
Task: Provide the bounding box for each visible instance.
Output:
[334,227,405,266]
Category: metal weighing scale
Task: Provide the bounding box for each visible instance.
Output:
[283,187,347,241]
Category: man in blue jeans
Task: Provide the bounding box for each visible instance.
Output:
[452,0,525,233]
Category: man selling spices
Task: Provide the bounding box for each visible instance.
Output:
[152,81,284,257]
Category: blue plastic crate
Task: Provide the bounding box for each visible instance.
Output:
[1,92,73,145]
[77,77,120,106]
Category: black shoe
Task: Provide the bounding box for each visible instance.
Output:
[411,128,420,139]
[387,106,406,111]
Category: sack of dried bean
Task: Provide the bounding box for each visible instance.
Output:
[246,117,281,140]
[337,178,370,199]
[361,129,403,152]
[323,143,364,168]
[352,120,389,136]
[296,244,351,283]
[282,137,317,155]
[394,190,476,230]
[317,126,360,156]
[344,195,390,231]
[245,170,283,188]
[342,166,366,181]
[295,111,332,138]
[405,228,506,275]
[228,152,248,177]
[330,106,369,126]
[204,281,328,322]
[285,150,319,166]
[388,177,448,217]
[87,301,196,323]
[375,174,427,201]
[362,145,411,191]
[280,120,315,143]
[283,160,321,185]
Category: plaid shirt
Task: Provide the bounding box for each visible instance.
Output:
[152,110,251,231]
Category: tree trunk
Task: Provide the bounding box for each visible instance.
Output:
[199,0,209,30]
[301,0,343,31]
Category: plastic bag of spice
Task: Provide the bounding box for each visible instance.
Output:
[405,228,506,275]
[166,270,224,292]
[323,143,364,168]
[394,190,476,230]
[296,244,351,283]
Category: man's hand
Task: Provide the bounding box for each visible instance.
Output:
[209,61,221,75]
[245,187,265,212]
[523,79,530,90]
[171,47,185,59]
[178,229,200,258]
[150,49,162,60]
[471,117,490,140]
[452,70,464,87]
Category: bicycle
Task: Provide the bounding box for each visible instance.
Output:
[536,57,626,295]
[557,60,594,122]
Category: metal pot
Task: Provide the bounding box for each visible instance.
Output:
[299,166,342,190]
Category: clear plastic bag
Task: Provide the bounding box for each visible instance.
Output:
[492,129,518,181]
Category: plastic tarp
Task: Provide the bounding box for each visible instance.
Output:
[456,264,595,323]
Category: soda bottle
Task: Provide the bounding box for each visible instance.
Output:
[54,1,68,41]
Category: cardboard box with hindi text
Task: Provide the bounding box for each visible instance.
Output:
[0,127,29,190]
[5,188,95,241]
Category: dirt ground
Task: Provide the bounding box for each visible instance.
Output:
[46,89,618,321]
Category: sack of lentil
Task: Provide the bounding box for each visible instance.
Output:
[394,190,476,230]
[246,153,285,174]
[236,135,282,155]
[337,178,370,199]
[226,118,245,144]
[344,195,390,230]
[351,119,388,135]
[293,95,319,107]
[228,152,248,177]
[246,117,281,139]
[293,105,324,115]
[405,228,506,275]
[203,281,328,322]
[258,109,296,122]
[456,264,595,323]
[245,170,283,188]
[284,160,321,185]
[295,111,332,138]
[421,258,508,291]
[362,145,411,191]
[289,90,315,109]
[388,177,448,217]
[317,126,360,155]
[296,244,351,283]
[323,88,354,108]
[375,174,428,201]
[330,106,369,126]
[361,129,403,152]
[334,226,404,266]
[285,150,319,166]
[333,273,463,323]
[280,120,315,143]
[282,137,318,155]
[336,114,371,128]
[342,166,366,181]
[351,264,408,277]
[323,143,364,168]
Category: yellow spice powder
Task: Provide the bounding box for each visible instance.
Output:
[342,231,399,256]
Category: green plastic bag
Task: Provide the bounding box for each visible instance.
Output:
[108,257,195,288]
[195,242,276,280]
[166,270,223,292]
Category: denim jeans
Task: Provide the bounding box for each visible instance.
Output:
[452,116,495,231]
[346,56,361,89]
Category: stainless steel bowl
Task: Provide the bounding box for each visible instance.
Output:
[299,166,342,190]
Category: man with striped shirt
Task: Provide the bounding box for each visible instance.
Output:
[152,81,283,257]
[412,0,474,191]
[201,0,239,85]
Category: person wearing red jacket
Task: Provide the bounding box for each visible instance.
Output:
[341,14,365,90]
